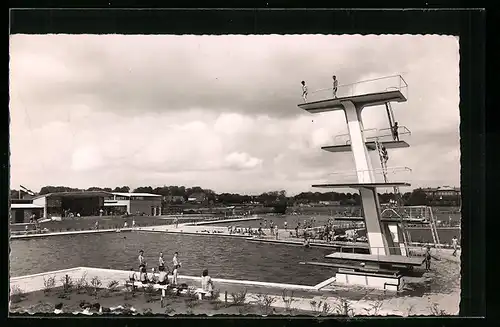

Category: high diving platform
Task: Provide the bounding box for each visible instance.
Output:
[296,74,420,291]
[298,90,407,113]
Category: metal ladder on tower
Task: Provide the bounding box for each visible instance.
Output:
[426,206,441,248]
[375,138,411,255]
[385,102,396,131]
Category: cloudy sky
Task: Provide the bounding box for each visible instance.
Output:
[9,34,460,195]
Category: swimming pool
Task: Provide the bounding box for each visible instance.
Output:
[10,231,336,285]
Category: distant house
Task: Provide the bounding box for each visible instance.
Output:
[187,192,206,204]
[319,200,341,206]
[421,186,461,199]
[104,192,162,216]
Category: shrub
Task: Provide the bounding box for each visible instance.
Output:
[86,276,102,298]
[333,297,353,316]
[252,293,276,315]
[43,275,56,295]
[143,284,159,303]
[210,289,222,309]
[406,304,416,316]
[10,285,26,303]
[75,273,88,294]
[164,306,175,314]
[60,274,74,293]
[107,280,119,292]
[429,303,447,316]
[185,296,199,312]
[281,290,296,314]
[238,304,252,315]
[230,289,248,306]
[363,299,383,316]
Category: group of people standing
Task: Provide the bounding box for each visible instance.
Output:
[132,250,182,285]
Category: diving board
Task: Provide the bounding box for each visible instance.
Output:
[325,252,425,266]
[298,90,407,114]
[321,140,409,153]
[312,182,411,189]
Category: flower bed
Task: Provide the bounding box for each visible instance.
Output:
[9,274,316,316]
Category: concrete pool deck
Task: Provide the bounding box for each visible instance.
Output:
[10,265,460,316]
[10,228,134,239]
[9,217,261,240]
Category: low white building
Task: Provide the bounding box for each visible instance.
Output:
[104,192,162,216]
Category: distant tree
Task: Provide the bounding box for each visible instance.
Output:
[113,186,130,193]
[133,186,153,194]
[39,186,80,195]
[103,188,112,192]
[153,186,171,197]
[406,189,429,206]
[10,189,20,199]
[87,187,105,192]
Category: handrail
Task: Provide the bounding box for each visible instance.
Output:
[333,128,379,145]
[338,125,412,146]
[309,74,408,95]
[327,166,412,177]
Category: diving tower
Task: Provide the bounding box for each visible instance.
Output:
[298,75,416,290]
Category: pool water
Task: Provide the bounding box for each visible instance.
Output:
[10,231,336,285]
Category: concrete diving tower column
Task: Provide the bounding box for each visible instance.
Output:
[343,99,389,256]
[298,88,408,257]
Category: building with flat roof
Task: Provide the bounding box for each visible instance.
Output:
[20,191,163,219]
[10,203,44,223]
[104,192,162,216]
[31,191,111,218]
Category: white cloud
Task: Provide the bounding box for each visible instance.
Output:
[223,152,263,170]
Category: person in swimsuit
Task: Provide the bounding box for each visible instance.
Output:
[201,269,214,298]
[158,266,168,285]
[158,252,165,270]
[392,121,400,141]
[332,75,338,98]
[451,236,459,256]
[424,246,432,271]
[138,250,146,270]
[301,81,308,102]
[149,268,157,284]
[140,266,148,284]
[172,252,181,285]
[128,268,137,282]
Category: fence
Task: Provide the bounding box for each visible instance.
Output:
[304,75,409,103]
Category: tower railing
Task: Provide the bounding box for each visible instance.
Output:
[332,126,411,146]
[323,167,412,184]
[303,75,409,103]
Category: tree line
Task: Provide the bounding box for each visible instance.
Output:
[10,185,459,206]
